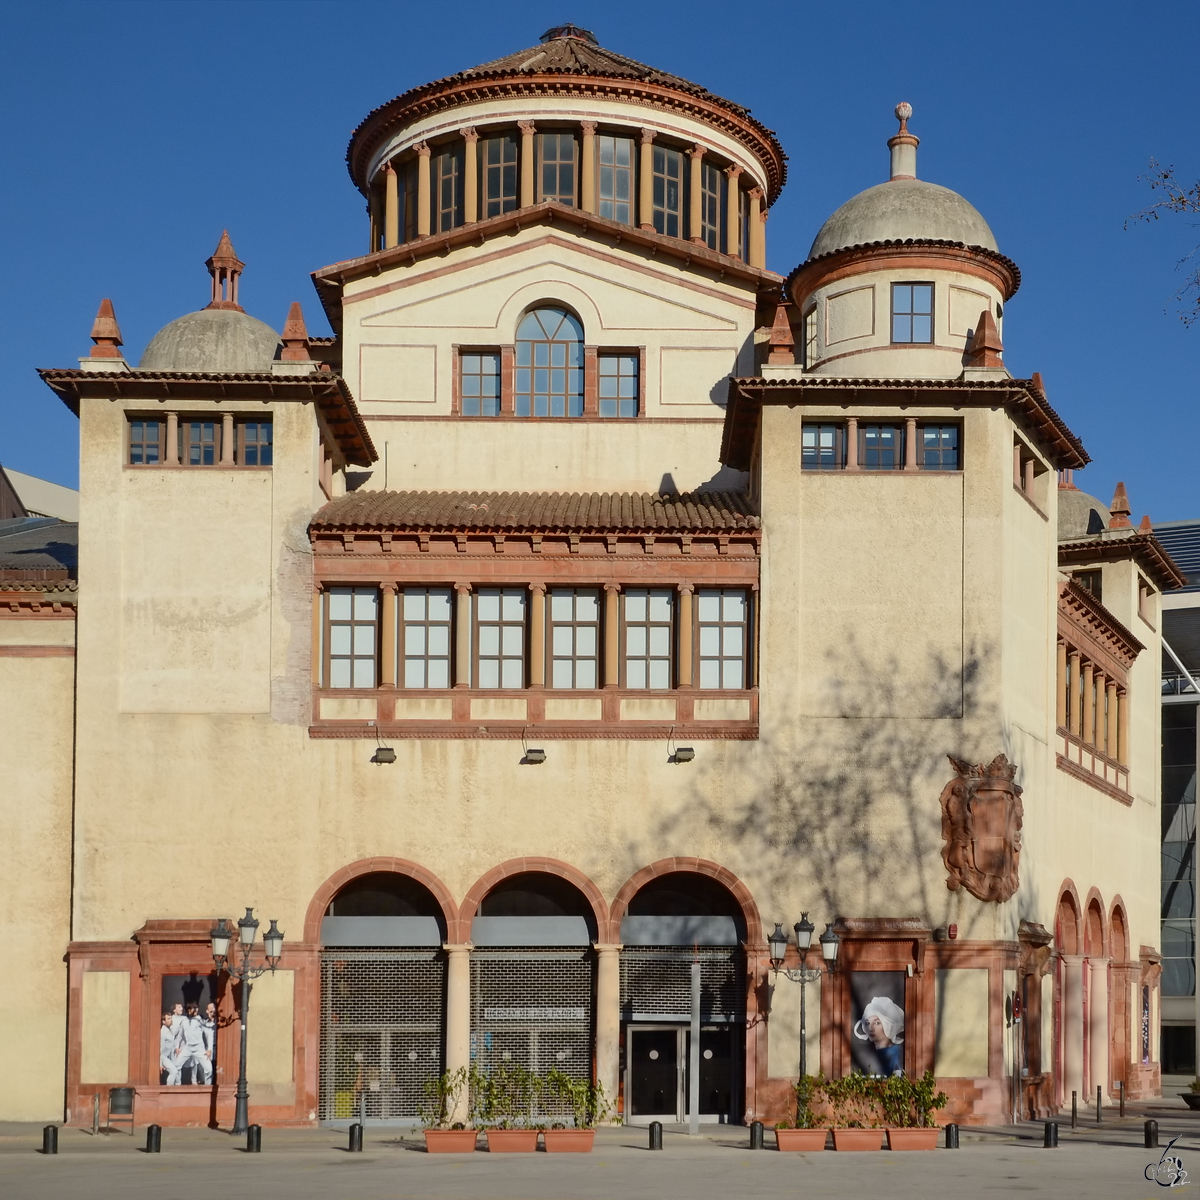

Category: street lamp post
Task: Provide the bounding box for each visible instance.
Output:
[210,908,284,1135]
[768,914,840,1078]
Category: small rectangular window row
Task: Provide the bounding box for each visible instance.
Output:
[801,420,959,471]
[127,416,272,467]
[318,584,753,692]
[458,348,641,418]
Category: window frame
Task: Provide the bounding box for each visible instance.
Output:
[537,130,577,207]
[482,133,519,218]
[547,587,602,689]
[400,586,454,689]
[128,418,164,465]
[473,586,527,689]
[891,281,935,344]
[597,350,640,418]
[238,420,273,466]
[458,348,503,417]
[801,423,845,471]
[700,159,722,251]
[695,588,750,690]
[651,143,684,238]
[181,419,221,466]
[431,143,464,233]
[596,133,634,226]
[514,307,585,418]
[324,586,380,690]
[917,423,959,472]
[621,587,675,690]
[859,423,905,471]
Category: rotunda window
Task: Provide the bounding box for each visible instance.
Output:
[515,306,584,417]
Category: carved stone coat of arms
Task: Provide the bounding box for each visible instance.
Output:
[939,753,1023,903]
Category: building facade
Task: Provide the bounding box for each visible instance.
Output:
[2,25,1185,1128]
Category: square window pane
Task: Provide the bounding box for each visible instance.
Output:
[649,591,672,621]
[353,626,375,654]
[576,626,596,656]
[477,592,500,621]
[329,659,352,688]
[627,660,647,689]
[722,626,743,656]
[649,660,670,689]
[722,592,745,621]
[699,660,721,689]
[625,591,647,622]
[353,590,378,619]
[722,660,744,689]
[328,590,352,620]
[501,626,523,655]
[551,592,574,620]
[479,626,500,656]
[501,659,523,688]
[428,590,452,621]
[576,661,596,688]
[428,626,450,656]
[627,627,647,656]
[912,314,932,342]
[403,590,427,620]
[575,592,599,621]
[428,660,450,689]
[552,626,574,655]
[404,626,427,655]
[478,660,499,689]
[352,659,375,688]
[649,627,670,656]
[330,626,352,655]
[404,660,425,688]
[699,627,720,656]
[501,591,525,621]
[552,659,573,688]
[697,593,721,622]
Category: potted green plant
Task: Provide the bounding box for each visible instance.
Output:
[541,1070,609,1151]
[825,1073,883,1150]
[1179,1079,1200,1110]
[775,1075,828,1151]
[881,1071,947,1150]
[419,1068,477,1152]
[480,1065,540,1152]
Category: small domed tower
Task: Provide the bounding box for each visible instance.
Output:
[786,104,1019,379]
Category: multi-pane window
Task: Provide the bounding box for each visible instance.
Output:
[803,307,818,368]
[598,353,638,418]
[919,424,959,471]
[738,187,749,261]
[697,589,748,689]
[801,424,844,471]
[460,352,501,416]
[475,588,525,688]
[624,589,673,689]
[432,145,464,233]
[538,133,576,206]
[129,420,162,464]
[549,589,600,688]
[401,159,419,242]
[861,425,904,470]
[597,135,634,225]
[892,283,934,343]
[327,587,378,689]
[652,145,683,238]
[483,135,519,217]
[515,307,584,417]
[402,587,452,688]
[239,422,272,466]
[182,421,219,465]
[700,161,722,250]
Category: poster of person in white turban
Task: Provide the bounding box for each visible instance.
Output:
[849,971,906,1076]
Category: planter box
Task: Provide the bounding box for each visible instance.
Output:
[831,1128,883,1151]
[485,1129,539,1153]
[424,1129,478,1153]
[543,1129,596,1153]
[886,1128,939,1150]
[1180,1094,1200,1111]
[775,1128,828,1151]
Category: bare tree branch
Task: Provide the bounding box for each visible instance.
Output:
[1126,159,1200,325]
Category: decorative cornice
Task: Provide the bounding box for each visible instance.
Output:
[1058,579,1143,668]
[720,376,1088,472]
[1058,532,1187,593]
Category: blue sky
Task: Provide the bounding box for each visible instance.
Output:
[3,0,1197,518]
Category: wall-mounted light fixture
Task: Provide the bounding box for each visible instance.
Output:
[667,726,695,764]
[369,721,396,764]
[521,727,546,765]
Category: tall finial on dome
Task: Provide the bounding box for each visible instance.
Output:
[888,102,919,181]
[89,298,124,359]
[205,230,245,312]
[1109,482,1133,529]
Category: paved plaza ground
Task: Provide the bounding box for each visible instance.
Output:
[3,1103,1199,1199]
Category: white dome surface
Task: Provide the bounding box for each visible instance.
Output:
[808,179,998,261]
[139,308,281,372]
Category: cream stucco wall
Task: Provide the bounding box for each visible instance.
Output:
[0,621,75,1118]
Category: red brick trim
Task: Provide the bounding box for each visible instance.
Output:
[1055,752,1133,806]
[303,856,460,944]
[1055,881,1083,954]
[0,643,75,656]
[607,857,763,947]
[1109,896,1131,963]
[456,857,609,944]
[1082,888,1108,957]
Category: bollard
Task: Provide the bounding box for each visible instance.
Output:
[42,1126,58,1155]
[146,1125,161,1154]
[1096,1085,1102,1123]
[1146,1119,1159,1149]
[92,1093,100,1137]
[944,1123,959,1149]
[247,1125,262,1153]
[1071,1090,1077,1130]
[749,1120,764,1150]
[1120,1080,1126,1118]
[1043,1121,1058,1148]
[348,1124,363,1153]
[648,1121,663,1151]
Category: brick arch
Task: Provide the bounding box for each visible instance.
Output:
[1084,887,1108,957]
[304,857,459,944]
[1109,896,1130,963]
[608,857,764,948]
[1055,881,1083,955]
[455,858,609,944]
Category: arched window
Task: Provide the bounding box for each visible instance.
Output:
[515,307,583,417]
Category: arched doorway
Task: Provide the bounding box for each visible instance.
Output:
[617,870,749,1125]
[468,871,600,1089]
[318,870,450,1123]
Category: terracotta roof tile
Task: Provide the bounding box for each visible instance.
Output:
[312,490,758,534]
